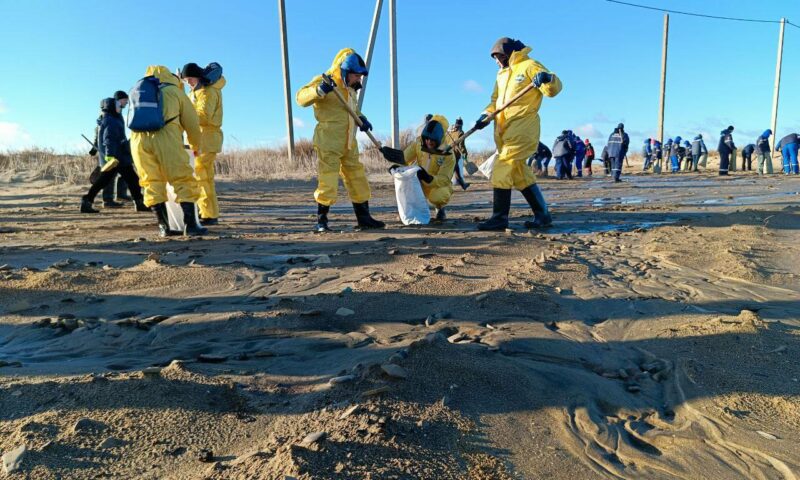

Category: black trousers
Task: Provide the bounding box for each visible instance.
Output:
[86,164,142,202]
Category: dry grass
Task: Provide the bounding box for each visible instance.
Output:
[0,132,499,185]
[0,149,94,184]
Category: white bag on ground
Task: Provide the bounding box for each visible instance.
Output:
[166,150,201,231]
[478,151,498,180]
[392,165,430,225]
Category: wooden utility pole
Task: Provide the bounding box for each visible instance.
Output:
[770,17,786,151]
[389,0,399,148]
[657,13,669,146]
[278,0,294,161]
[358,0,383,112]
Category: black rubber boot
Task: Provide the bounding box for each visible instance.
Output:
[521,184,553,228]
[352,201,385,230]
[103,200,124,209]
[315,203,331,232]
[477,188,511,231]
[434,207,447,222]
[199,217,219,226]
[181,202,207,236]
[133,198,150,212]
[80,195,99,214]
[152,203,180,238]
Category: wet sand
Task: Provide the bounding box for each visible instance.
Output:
[1,167,799,479]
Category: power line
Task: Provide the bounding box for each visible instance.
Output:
[605,0,789,25]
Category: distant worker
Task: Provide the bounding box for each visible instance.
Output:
[682,141,692,171]
[718,126,736,176]
[651,138,663,173]
[129,65,206,237]
[182,62,226,226]
[669,136,682,173]
[642,138,652,171]
[777,132,799,175]
[607,123,629,182]
[691,134,707,171]
[574,135,585,177]
[741,143,755,171]
[526,141,552,177]
[601,144,610,175]
[447,118,470,190]
[80,97,148,214]
[98,91,133,206]
[583,138,595,176]
[402,115,455,222]
[296,48,385,232]
[756,130,773,175]
[564,131,576,179]
[552,130,573,180]
[472,37,561,230]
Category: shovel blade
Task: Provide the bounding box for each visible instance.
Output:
[379,146,406,165]
[465,161,479,175]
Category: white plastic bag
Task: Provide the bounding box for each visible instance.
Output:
[392,166,430,225]
[166,150,201,231]
[478,151,498,179]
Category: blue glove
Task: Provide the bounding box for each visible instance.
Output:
[317,78,336,96]
[358,115,372,132]
[473,114,490,130]
[532,71,553,88]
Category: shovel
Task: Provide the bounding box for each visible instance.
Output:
[445,131,478,175]
[321,74,406,165]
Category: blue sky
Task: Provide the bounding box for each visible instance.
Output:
[0,0,798,153]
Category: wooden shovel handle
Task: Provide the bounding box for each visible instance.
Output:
[322,74,383,149]
[451,81,538,150]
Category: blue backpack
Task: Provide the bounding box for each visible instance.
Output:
[202,62,223,86]
[127,76,177,132]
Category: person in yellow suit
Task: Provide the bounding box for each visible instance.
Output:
[181,62,225,226]
[472,37,562,231]
[296,48,385,233]
[129,65,206,237]
[402,114,455,222]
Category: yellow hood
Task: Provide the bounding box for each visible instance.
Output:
[509,46,532,66]
[209,76,226,90]
[145,65,180,87]
[326,48,356,88]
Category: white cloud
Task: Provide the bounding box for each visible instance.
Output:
[574,123,602,140]
[462,80,483,93]
[293,117,306,128]
[0,122,32,150]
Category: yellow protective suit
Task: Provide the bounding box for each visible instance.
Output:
[485,46,562,190]
[130,65,202,207]
[189,76,226,219]
[296,48,370,207]
[403,115,455,209]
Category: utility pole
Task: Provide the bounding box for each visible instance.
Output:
[770,17,785,151]
[358,0,383,112]
[389,0,399,149]
[278,0,294,161]
[657,13,669,147]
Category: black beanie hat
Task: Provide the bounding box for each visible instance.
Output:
[114,90,129,101]
[181,62,204,78]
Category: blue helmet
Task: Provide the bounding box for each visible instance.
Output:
[421,120,445,148]
[340,53,368,84]
[762,129,772,138]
